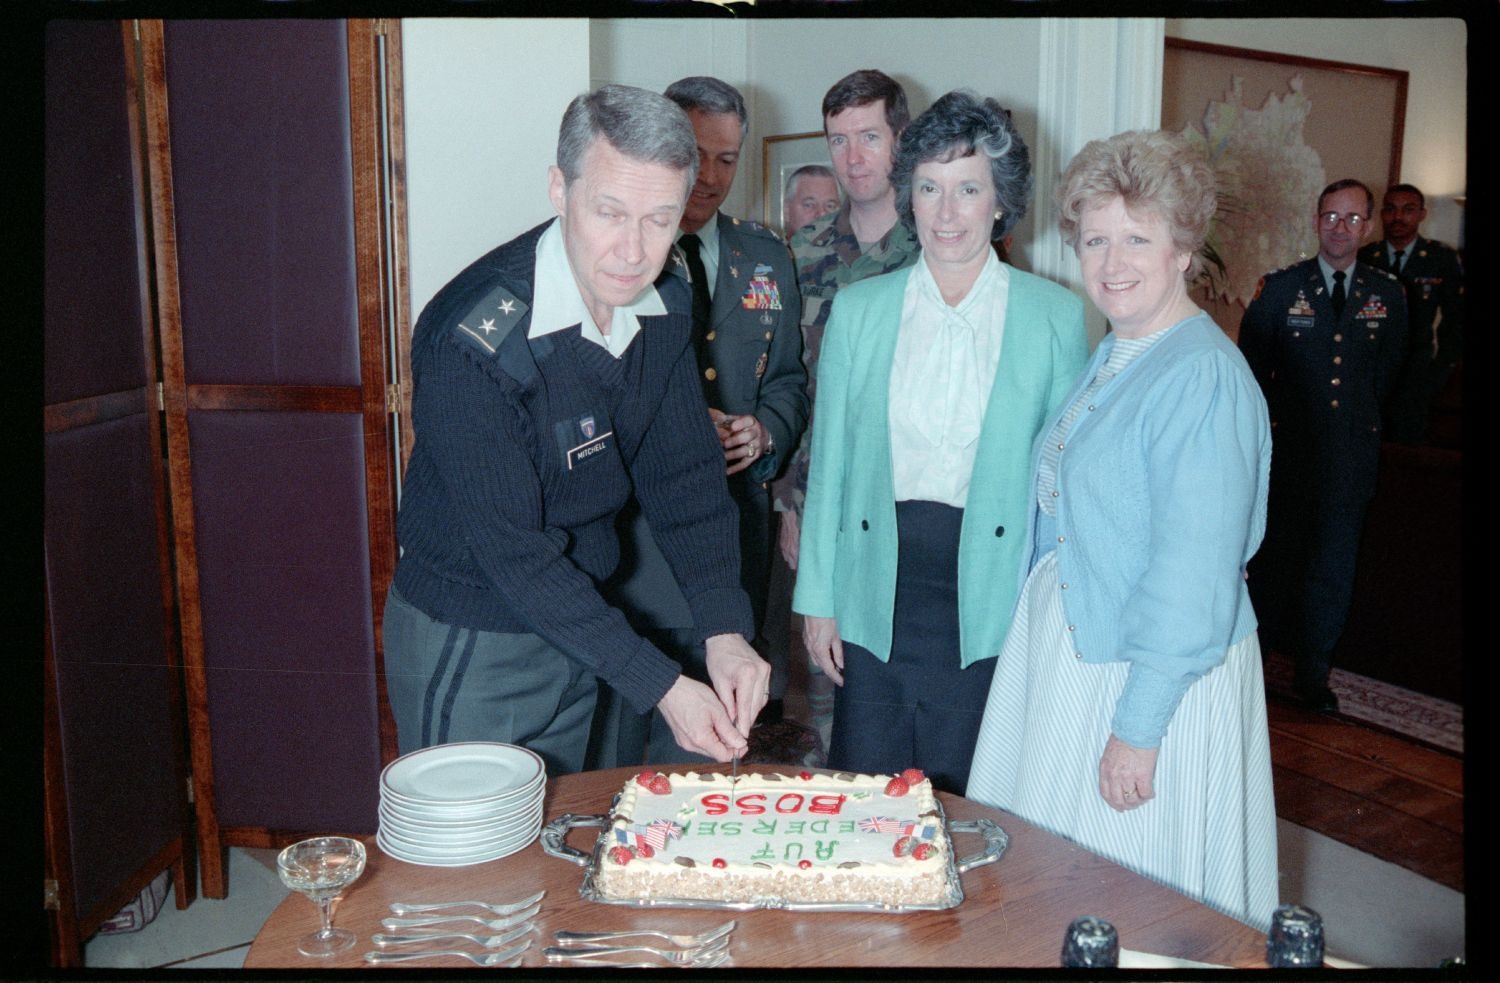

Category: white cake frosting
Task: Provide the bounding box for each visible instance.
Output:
[593,771,953,907]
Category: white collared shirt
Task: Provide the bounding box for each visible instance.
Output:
[888,250,1010,507]
[676,215,721,300]
[528,219,665,358]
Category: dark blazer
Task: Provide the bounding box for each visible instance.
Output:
[609,213,808,631]
[1238,258,1408,502]
[699,211,810,480]
[1358,236,1464,366]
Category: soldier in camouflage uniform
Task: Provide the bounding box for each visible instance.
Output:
[777,202,922,516]
[765,70,921,762]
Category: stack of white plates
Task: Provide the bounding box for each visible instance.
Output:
[377,742,546,867]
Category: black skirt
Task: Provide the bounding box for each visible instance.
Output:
[827,500,998,795]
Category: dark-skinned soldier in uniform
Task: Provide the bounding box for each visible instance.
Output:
[1239,179,1408,713]
[1357,183,1464,444]
[590,77,807,766]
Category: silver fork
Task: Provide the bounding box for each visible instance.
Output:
[569,950,732,970]
[388,889,545,916]
[553,920,736,948]
[372,923,533,949]
[364,938,531,967]
[382,903,539,931]
[543,937,730,966]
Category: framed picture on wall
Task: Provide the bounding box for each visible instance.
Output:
[1163,38,1408,315]
[762,131,835,237]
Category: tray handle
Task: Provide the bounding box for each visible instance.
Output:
[948,817,1009,874]
[540,813,609,867]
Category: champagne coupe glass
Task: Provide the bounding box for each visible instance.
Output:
[276,836,367,957]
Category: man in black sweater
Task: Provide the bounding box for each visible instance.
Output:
[384,85,769,773]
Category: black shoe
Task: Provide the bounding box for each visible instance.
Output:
[1295,685,1339,714]
[757,698,784,726]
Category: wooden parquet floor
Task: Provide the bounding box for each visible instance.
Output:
[1266,695,1464,892]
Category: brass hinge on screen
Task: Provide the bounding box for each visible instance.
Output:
[157,382,165,411]
[386,382,405,415]
[374,18,393,36]
[44,878,60,911]
[186,776,195,804]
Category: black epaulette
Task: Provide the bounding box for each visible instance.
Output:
[451,282,529,357]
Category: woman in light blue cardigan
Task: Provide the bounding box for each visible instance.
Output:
[792,92,1087,793]
[965,131,1278,929]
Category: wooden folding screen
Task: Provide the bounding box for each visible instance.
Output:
[42,21,195,967]
[43,23,408,960]
[138,19,402,897]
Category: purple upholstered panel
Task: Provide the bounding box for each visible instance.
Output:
[44,21,151,405]
[187,410,379,832]
[45,415,180,923]
[164,20,361,387]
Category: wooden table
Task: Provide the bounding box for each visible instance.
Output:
[246,764,1269,968]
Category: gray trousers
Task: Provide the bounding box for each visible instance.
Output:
[383,586,597,776]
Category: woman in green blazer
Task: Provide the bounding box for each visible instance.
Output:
[792,92,1087,793]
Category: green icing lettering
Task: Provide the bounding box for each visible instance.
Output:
[815,840,838,860]
[753,819,777,835]
[810,819,829,834]
[783,842,804,861]
[751,843,776,861]
[721,821,742,836]
[697,821,716,836]
[837,821,856,834]
[785,821,807,835]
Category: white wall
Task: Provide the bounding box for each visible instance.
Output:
[1167,18,1467,247]
[402,19,590,320]
[590,20,753,219]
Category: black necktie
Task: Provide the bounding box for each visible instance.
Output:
[677,233,718,401]
[1392,249,1405,276]
[678,233,712,334]
[1331,270,1347,319]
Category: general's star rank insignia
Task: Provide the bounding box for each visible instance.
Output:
[479,317,497,334]
[498,299,517,316]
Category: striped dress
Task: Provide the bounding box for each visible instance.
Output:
[966,332,1279,931]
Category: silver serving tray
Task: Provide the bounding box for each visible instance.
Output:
[540,794,1009,913]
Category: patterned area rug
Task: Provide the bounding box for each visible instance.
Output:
[1263,651,1463,754]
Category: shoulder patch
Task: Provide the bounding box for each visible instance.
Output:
[452,283,528,356]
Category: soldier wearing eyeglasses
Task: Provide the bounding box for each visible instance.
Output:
[1238,178,1409,713]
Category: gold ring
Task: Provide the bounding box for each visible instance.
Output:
[1123,790,1135,798]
